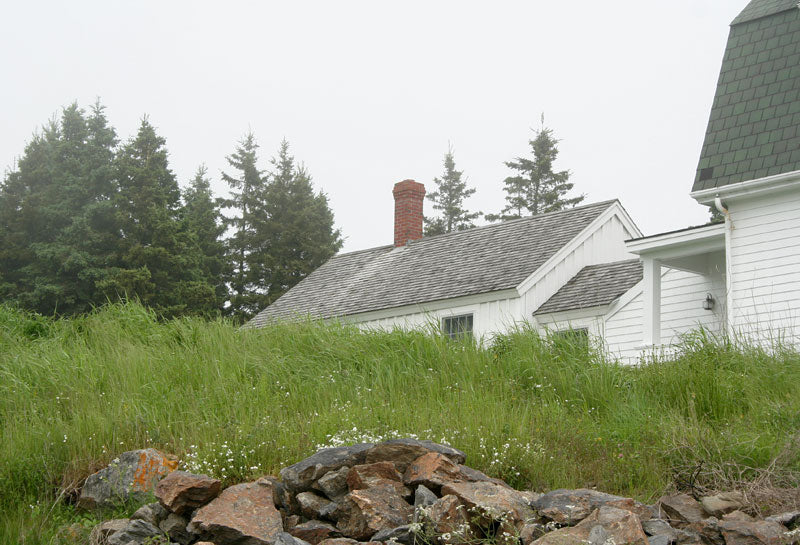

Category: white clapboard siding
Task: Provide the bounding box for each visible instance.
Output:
[728,190,800,347]
[604,267,725,363]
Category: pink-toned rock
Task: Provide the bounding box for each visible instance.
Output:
[347,462,411,498]
[364,439,466,473]
[533,488,649,525]
[404,453,465,491]
[441,480,535,531]
[290,520,340,545]
[336,484,415,540]
[718,518,789,545]
[155,470,221,515]
[189,480,282,545]
[532,506,648,545]
[428,494,473,542]
[657,494,706,527]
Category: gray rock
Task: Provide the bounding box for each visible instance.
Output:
[107,519,164,545]
[372,524,414,544]
[656,494,705,527]
[643,519,677,537]
[159,513,191,545]
[78,449,177,510]
[765,510,800,528]
[414,485,438,511]
[533,488,651,526]
[89,519,129,545]
[275,531,313,545]
[364,439,467,473]
[648,535,675,545]
[319,500,342,521]
[316,467,351,500]
[700,492,743,518]
[289,520,340,544]
[281,444,374,493]
[131,502,169,526]
[297,491,334,520]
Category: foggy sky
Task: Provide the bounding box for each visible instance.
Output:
[1,1,746,252]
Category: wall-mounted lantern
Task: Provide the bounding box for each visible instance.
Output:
[703,293,715,311]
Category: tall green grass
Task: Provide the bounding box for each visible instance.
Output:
[2,302,800,543]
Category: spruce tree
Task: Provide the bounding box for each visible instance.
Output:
[181,165,228,314]
[221,132,267,322]
[102,117,214,317]
[487,118,584,221]
[424,147,481,236]
[256,140,342,305]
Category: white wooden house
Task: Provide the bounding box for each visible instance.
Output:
[250,0,800,362]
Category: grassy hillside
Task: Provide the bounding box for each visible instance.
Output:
[2,302,800,543]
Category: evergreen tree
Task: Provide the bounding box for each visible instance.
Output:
[256,140,342,305]
[101,117,214,317]
[487,117,583,221]
[221,132,267,322]
[424,147,481,236]
[181,165,228,314]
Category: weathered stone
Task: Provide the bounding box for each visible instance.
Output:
[519,523,546,545]
[189,480,282,545]
[155,470,221,515]
[290,520,340,545]
[78,449,178,510]
[364,439,466,473]
[131,502,169,526]
[458,465,513,488]
[404,453,463,490]
[643,518,678,537]
[317,467,352,500]
[701,492,745,518]
[320,500,343,521]
[336,484,415,540]
[297,491,335,520]
[281,444,374,493]
[317,539,360,545]
[106,519,164,545]
[648,535,674,545]
[766,510,800,527]
[533,488,648,525]
[718,518,789,545]
[159,513,191,545]
[428,494,471,540]
[518,490,544,506]
[284,514,301,532]
[371,525,414,544]
[275,531,313,545]
[724,511,755,522]
[89,519,129,545]
[657,494,706,527]
[686,517,724,545]
[532,506,648,545]
[348,462,411,498]
[414,485,438,512]
[442,480,535,530]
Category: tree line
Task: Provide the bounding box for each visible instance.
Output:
[0,103,583,321]
[0,102,341,322]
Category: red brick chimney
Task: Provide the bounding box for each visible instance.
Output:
[392,179,426,247]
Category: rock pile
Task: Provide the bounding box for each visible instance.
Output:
[83,439,800,545]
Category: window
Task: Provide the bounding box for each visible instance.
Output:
[551,327,590,352]
[442,314,473,340]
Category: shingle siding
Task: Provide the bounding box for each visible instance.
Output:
[693,2,800,191]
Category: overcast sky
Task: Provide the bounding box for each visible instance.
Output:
[1,1,747,253]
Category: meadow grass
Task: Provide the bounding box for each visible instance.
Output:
[2,302,800,543]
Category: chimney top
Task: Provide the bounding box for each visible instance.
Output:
[393,179,425,247]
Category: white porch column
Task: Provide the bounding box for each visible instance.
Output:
[642,257,661,347]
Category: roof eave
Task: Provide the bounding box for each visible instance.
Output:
[691,169,800,205]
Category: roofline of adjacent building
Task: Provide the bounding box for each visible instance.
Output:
[690,169,800,205]
[626,222,725,257]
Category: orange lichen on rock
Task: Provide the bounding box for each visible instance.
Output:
[132,450,179,491]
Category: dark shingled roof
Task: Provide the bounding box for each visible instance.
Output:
[247,200,617,326]
[692,0,800,192]
[533,259,643,316]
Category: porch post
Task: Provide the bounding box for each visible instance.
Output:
[642,257,661,347]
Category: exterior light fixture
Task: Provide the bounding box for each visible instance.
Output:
[703,293,715,311]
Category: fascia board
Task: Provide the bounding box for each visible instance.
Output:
[534,304,612,323]
[516,202,636,295]
[626,224,725,257]
[691,170,800,204]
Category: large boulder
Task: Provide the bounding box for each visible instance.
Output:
[336,484,415,540]
[189,479,283,545]
[364,439,466,473]
[155,470,221,515]
[532,506,648,545]
[533,488,649,525]
[78,449,178,510]
[281,444,374,493]
[441,480,535,531]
